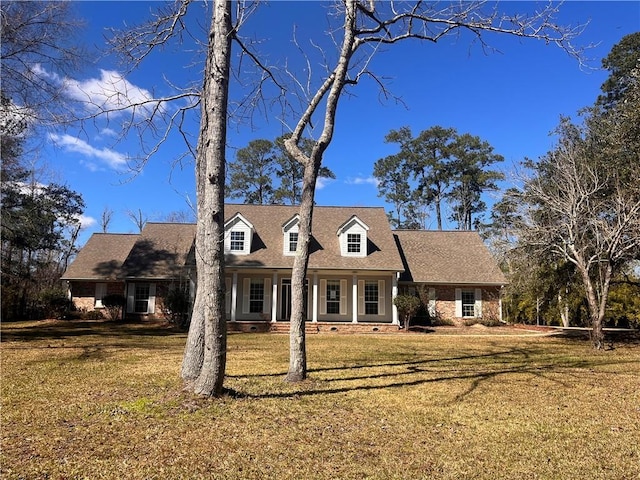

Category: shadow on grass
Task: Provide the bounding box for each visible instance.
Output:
[225,343,637,402]
[1,318,185,343]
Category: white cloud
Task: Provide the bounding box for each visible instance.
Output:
[64,69,163,118]
[79,214,97,229]
[345,176,379,187]
[49,133,128,170]
[316,177,333,190]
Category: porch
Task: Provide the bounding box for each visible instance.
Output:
[227,321,401,334]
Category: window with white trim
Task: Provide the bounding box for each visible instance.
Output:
[364,281,378,315]
[461,290,476,317]
[288,232,298,254]
[249,279,264,313]
[326,280,341,314]
[230,231,245,251]
[134,284,150,313]
[347,233,361,253]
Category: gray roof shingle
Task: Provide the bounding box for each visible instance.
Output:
[394,230,507,285]
[224,204,405,272]
[61,233,139,280]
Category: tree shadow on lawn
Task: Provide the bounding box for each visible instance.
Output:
[1,318,185,343]
[226,345,636,402]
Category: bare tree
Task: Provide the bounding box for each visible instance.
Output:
[179,0,232,396]
[100,207,114,233]
[282,0,584,381]
[516,116,640,349]
[1,1,85,128]
[125,208,147,233]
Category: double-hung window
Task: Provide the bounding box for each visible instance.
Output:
[364,281,379,315]
[230,231,245,252]
[326,280,341,314]
[461,290,476,317]
[134,284,150,313]
[347,233,361,253]
[288,232,298,254]
[249,279,264,313]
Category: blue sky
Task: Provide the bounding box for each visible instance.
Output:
[42,1,639,243]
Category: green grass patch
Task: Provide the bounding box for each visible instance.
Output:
[2,320,639,479]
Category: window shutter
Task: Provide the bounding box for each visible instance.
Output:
[126,284,135,313]
[378,280,385,316]
[320,279,327,315]
[95,283,107,308]
[455,288,462,317]
[340,279,347,315]
[148,283,156,314]
[475,288,483,318]
[242,278,250,314]
[263,278,271,314]
[428,288,436,317]
[225,277,231,314]
[358,280,365,315]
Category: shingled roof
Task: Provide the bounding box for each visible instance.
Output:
[121,223,196,279]
[394,230,506,285]
[61,233,139,280]
[224,204,405,272]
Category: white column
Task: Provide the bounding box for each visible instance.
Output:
[231,272,238,322]
[271,272,278,322]
[391,274,399,325]
[312,273,318,323]
[352,274,358,323]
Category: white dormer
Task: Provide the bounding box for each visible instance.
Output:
[282,214,300,256]
[336,215,369,257]
[224,213,254,255]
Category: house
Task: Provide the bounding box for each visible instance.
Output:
[61,204,506,329]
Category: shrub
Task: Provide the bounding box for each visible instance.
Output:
[39,289,72,319]
[102,294,125,321]
[161,286,191,328]
[83,310,105,320]
[393,294,421,330]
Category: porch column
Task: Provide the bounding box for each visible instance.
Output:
[312,272,318,323]
[352,274,358,323]
[391,273,399,325]
[271,272,278,322]
[231,272,238,322]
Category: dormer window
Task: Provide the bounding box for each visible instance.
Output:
[224,213,253,255]
[230,231,245,251]
[282,214,300,256]
[337,215,369,257]
[288,232,298,254]
[347,233,361,253]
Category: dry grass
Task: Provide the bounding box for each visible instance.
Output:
[2,320,639,480]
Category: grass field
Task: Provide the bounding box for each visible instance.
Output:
[2,320,639,480]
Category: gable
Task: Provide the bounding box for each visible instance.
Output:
[224,213,254,255]
[336,215,369,257]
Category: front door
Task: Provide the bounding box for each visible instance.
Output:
[280,279,292,321]
[280,278,309,321]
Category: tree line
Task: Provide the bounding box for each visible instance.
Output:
[373,126,503,230]
[484,32,640,348]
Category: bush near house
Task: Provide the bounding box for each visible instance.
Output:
[102,294,126,321]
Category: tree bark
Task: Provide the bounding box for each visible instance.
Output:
[286,160,320,382]
[181,0,231,396]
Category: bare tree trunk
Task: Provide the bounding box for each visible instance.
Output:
[181,0,231,396]
[286,160,320,382]
[576,261,612,350]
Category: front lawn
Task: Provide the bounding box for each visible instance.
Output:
[2,320,639,479]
